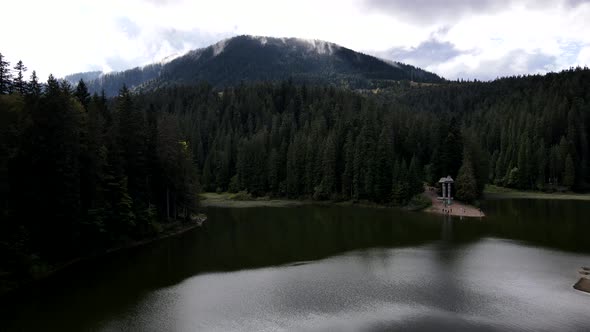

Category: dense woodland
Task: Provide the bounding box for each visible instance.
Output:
[0,54,199,287]
[136,67,589,203]
[1,51,589,289]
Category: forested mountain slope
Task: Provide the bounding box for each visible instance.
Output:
[68,35,443,97]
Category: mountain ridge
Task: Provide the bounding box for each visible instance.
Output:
[65,35,444,96]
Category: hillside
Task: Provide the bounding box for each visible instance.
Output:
[67,35,443,96]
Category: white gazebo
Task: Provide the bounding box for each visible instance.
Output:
[438,176,454,201]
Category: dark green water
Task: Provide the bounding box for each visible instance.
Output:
[2,199,590,331]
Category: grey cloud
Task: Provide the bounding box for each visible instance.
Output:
[454,49,558,80]
[157,28,228,50]
[141,0,183,5]
[385,39,468,67]
[114,18,221,50]
[377,37,559,80]
[363,0,590,24]
[565,42,585,61]
[363,0,511,24]
[564,0,590,7]
[105,56,141,72]
[526,52,557,71]
[116,17,141,38]
[526,0,590,10]
[106,27,233,72]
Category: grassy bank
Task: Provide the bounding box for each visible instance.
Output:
[483,185,590,201]
[200,192,305,208]
[200,192,431,210]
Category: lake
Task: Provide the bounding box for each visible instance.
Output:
[2,199,590,331]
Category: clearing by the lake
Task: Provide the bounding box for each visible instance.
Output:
[200,192,429,210]
[484,185,590,201]
[423,187,485,218]
[200,192,305,208]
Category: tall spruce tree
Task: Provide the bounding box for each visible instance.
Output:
[27,70,41,97]
[456,154,478,202]
[0,53,12,94]
[12,60,27,94]
[408,155,423,197]
[75,79,91,109]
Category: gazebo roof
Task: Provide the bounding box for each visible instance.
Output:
[439,175,454,183]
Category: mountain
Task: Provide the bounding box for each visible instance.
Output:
[67,35,444,96]
[63,71,102,84]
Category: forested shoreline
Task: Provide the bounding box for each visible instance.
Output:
[136,67,589,202]
[1,54,199,291]
[1,51,589,291]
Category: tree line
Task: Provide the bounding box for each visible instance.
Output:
[136,68,589,204]
[0,54,198,286]
[139,85,428,201]
[395,68,590,193]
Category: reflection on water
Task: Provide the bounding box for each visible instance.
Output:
[2,200,590,331]
[483,199,590,252]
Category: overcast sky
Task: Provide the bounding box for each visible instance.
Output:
[2,0,590,80]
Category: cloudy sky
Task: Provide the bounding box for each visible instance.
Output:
[2,0,590,80]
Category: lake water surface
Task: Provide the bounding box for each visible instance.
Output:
[2,199,590,331]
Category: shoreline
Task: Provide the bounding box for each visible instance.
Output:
[574,267,590,294]
[422,188,485,218]
[574,278,590,294]
[0,220,202,297]
[484,192,590,201]
[199,192,422,210]
[200,193,305,208]
[203,186,590,215]
[483,185,590,201]
[200,192,436,215]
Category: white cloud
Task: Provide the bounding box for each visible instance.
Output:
[577,47,590,67]
[372,0,590,79]
[0,0,589,80]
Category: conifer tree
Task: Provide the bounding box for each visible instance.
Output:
[45,74,60,95]
[286,141,299,197]
[268,148,280,193]
[535,142,547,189]
[517,138,529,189]
[0,53,11,94]
[341,132,355,199]
[115,85,148,211]
[408,155,423,197]
[320,133,337,197]
[12,60,27,94]
[75,79,91,109]
[375,126,394,201]
[390,160,403,205]
[101,149,135,237]
[12,60,27,95]
[456,154,478,202]
[564,154,575,189]
[438,121,463,178]
[391,159,410,205]
[27,70,41,97]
